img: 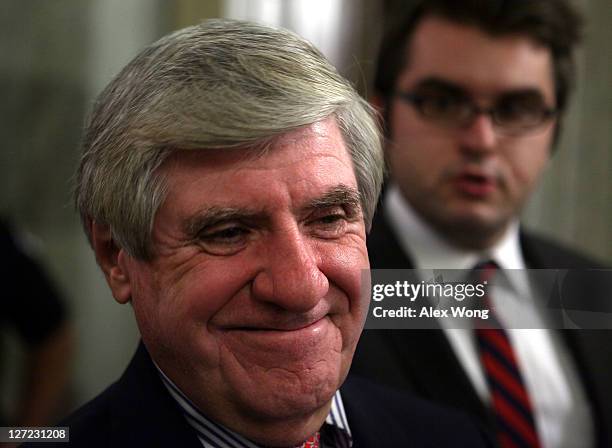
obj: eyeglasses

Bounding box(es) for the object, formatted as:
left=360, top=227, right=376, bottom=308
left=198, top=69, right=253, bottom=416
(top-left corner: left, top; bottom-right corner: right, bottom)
left=395, top=90, right=557, bottom=135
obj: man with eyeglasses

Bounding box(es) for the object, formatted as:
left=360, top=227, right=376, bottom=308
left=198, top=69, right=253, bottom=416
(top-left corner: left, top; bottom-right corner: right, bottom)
left=351, top=1, right=611, bottom=447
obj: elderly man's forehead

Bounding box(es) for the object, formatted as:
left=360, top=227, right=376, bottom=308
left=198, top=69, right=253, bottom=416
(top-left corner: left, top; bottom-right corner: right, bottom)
left=153, top=116, right=360, bottom=220
left=159, top=116, right=349, bottom=169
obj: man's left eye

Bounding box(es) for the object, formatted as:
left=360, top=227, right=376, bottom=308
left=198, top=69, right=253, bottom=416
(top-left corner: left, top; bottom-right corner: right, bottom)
left=317, top=214, right=345, bottom=225
left=309, top=211, right=348, bottom=238
left=209, top=227, right=248, bottom=242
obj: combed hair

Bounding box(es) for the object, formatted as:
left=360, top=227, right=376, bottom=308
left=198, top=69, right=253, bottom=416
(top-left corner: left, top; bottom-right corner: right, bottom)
left=75, top=19, right=384, bottom=260
left=375, top=0, right=582, bottom=140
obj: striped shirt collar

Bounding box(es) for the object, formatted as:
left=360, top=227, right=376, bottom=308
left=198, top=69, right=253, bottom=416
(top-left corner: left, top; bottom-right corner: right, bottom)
left=155, top=364, right=352, bottom=448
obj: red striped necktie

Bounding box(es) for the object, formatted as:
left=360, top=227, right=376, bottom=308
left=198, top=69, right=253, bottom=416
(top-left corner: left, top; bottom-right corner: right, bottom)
left=473, top=261, right=542, bottom=448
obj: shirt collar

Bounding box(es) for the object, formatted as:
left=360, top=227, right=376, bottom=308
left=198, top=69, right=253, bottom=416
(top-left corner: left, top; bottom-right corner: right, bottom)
left=385, top=184, right=526, bottom=271
left=155, top=363, right=352, bottom=448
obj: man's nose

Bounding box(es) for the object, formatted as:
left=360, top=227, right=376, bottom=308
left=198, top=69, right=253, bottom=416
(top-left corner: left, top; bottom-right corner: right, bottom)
left=251, top=229, right=329, bottom=312
left=457, top=113, right=498, bottom=154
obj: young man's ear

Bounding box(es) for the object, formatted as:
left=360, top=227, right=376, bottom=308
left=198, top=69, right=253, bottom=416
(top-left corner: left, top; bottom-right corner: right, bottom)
left=369, top=93, right=385, bottom=112
left=369, top=93, right=389, bottom=137
left=89, top=220, right=132, bottom=304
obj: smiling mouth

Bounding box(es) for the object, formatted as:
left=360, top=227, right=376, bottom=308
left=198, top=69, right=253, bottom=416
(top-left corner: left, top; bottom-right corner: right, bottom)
left=226, top=316, right=327, bottom=333
left=216, top=316, right=337, bottom=364
left=218, top=316, right=332, bottom=354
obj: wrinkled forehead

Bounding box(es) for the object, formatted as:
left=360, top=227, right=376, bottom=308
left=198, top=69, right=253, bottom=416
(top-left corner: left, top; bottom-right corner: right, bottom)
left=153, top=118, right=359, bottom=219
left=157, top=117, right=352, bottom=178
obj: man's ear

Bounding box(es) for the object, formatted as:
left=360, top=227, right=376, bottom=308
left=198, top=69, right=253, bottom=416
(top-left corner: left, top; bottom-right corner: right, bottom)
left=90, top=220, right=132, bottom=304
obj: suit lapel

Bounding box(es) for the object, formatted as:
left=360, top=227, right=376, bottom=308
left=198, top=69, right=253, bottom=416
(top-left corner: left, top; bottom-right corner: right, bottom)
left=340, top=375, right=413, bottom=446
left=388, top=329, right=492, bottom=423
left=108, top=342, right=202, bottom=447
left=366, top=212, right=494, bottom=425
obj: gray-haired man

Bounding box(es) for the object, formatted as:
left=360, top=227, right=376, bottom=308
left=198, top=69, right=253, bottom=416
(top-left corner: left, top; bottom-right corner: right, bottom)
left=30, top=19, right=491, bottom=448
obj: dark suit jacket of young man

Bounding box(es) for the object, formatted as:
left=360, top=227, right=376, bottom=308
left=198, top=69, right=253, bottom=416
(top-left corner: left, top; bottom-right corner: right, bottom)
left=25, top=342, right=492, bottom=448
left=350, top=209, right=612, bottom=448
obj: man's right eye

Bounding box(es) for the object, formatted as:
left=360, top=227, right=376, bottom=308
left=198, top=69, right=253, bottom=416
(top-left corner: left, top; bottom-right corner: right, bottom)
left=198, top=226, right=251, bottom=255
left=416, top=92, right=468, bottom=121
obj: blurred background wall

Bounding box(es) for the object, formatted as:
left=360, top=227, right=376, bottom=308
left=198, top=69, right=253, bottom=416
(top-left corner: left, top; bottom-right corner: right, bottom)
left=1, top=0, right=610, bottom=419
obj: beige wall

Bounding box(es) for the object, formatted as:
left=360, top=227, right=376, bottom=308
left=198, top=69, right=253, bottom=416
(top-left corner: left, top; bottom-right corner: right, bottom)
left=524, top=0, right=612, bottom=262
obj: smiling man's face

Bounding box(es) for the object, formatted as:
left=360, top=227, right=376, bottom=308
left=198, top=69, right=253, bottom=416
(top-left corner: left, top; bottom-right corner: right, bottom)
left=109, top=117, right=369, bottom=445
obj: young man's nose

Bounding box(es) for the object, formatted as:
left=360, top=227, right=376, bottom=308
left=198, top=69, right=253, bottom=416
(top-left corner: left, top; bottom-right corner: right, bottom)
left=457, top=113, right=498, bottom=154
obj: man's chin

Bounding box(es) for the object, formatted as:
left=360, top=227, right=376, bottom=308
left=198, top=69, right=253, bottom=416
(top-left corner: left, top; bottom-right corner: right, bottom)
left=216, top=324, right=347, bottom=417
left=225, top=373, right=336, bottom=447
left=233, top=364, right=340, bottom=420
left=430, top=206, right=512, bottom=249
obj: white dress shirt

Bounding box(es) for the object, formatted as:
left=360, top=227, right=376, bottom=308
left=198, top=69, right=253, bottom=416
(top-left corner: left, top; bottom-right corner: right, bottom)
left=385, top=185, right=594, bottom=448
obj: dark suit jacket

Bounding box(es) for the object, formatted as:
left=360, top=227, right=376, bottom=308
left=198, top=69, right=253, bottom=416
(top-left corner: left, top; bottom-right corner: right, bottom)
left=26, top=342, right=491, bottom=447
left=351, top=209, right=612, bottom=447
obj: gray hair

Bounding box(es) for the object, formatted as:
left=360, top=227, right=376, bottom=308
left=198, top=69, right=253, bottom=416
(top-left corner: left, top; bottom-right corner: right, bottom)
left=75, top=18, right=383, bottom=260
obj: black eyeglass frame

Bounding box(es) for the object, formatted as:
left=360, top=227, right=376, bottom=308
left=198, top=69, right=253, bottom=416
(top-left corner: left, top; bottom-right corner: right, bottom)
left=394, top=91, right=558, bottom=135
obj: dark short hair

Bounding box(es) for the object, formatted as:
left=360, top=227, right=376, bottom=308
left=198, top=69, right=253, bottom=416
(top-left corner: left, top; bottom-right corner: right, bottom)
left=375, top=0, right=582, bottom=113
